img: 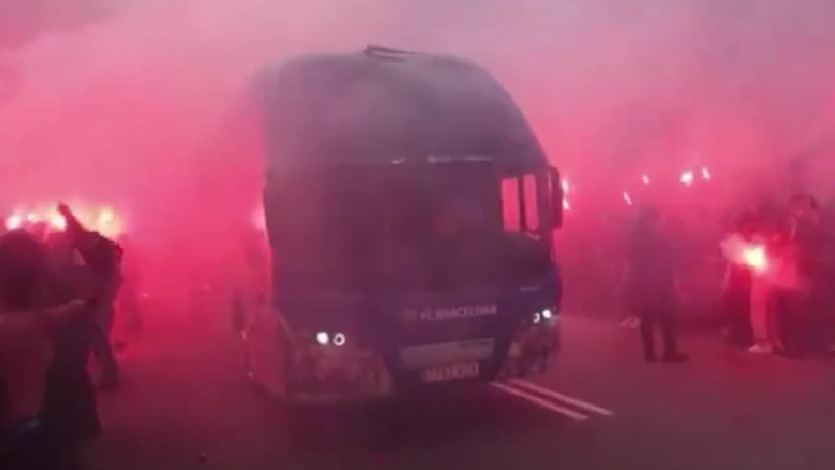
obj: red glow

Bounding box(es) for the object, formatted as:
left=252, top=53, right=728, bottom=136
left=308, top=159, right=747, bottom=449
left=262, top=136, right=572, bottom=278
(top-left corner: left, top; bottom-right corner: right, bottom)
left=623, top=191, right=633, bottom=206
left=680, top=170, right=694, bottom=186
left=95, top=207, right=124, bottom=237
left=701, top=166, right=711, bottom=180
left=5, top=214, right=22, bottom=231
left=4, top=204, right=124, bottom=237
left=252, top=206, right=266, bottom=232
left=742, top=245, right=768, bottom=273
left=721, top=235, right=769, bottom=275
left=4, top=2, right=828, bottom=331
left=50, top=214, right=67, bottom=231
left=560, top=179, right=572, bottom=213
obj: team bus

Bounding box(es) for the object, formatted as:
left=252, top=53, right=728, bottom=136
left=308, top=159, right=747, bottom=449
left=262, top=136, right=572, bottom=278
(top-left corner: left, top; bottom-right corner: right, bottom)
left=240, top=46, right=564, bottom=402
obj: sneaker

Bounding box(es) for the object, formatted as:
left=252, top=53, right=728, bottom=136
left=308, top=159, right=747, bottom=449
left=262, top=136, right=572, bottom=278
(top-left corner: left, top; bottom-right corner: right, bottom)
left=748, top=343, right=774, bottom=355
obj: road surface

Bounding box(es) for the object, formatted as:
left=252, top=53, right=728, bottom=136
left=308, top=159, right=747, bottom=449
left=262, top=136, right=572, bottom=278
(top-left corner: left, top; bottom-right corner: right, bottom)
left=88, top=314, right=835, bottom=470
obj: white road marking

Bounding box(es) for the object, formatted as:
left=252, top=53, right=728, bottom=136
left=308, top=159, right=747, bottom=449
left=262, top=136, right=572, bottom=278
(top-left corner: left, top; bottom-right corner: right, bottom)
left=509, top=379, right=615, bottom=417
left=491, top=383, right=588, bottom=421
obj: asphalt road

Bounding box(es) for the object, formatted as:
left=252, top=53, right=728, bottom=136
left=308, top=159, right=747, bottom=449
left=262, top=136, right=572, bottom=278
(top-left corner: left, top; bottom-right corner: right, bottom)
left=88, top=314, right=835, bottom=470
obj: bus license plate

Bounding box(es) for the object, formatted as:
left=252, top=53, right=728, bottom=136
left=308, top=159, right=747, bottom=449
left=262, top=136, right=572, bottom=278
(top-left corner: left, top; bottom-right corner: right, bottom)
left=421, top=362, right=480, bottom=383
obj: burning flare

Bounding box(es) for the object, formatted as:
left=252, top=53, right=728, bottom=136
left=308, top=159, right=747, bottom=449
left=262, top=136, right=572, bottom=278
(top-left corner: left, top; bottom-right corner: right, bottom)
left=741, top=245, right=768, bottom=273
left=721, top=234, right=769, bottom=275
left=4, top=203, right=125, bottom=237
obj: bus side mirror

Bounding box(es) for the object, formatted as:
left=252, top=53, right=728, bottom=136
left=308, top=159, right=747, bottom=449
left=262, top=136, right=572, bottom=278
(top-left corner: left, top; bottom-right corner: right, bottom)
left=550, top=166, right=563, bottom=229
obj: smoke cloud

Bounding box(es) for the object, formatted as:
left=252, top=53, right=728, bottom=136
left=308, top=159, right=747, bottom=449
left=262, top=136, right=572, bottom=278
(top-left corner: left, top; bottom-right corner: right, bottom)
left=1, top=0, right=834, bottom=304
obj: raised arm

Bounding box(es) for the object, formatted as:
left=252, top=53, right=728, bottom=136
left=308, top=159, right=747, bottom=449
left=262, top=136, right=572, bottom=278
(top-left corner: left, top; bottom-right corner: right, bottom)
left=58, top=203, right=90, bottom=240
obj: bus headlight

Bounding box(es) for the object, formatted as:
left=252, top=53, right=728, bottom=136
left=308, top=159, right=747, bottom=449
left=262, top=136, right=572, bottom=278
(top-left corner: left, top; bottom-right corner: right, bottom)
left=312, top=331, right=347, bottom=347
left=532, top=308, right=556, bottom=325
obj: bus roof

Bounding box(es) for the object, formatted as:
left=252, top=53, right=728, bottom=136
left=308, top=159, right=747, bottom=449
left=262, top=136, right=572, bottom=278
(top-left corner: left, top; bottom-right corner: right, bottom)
left=255, top=46, right=547, bottom=172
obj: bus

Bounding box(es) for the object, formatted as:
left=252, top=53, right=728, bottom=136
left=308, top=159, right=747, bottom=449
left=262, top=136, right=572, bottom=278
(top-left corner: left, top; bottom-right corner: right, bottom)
left=240, top=46, right=563, bottom=402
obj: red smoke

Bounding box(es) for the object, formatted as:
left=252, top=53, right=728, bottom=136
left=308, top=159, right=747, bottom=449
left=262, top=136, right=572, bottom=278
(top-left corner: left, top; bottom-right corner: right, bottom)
left=2, top=1, right=835, bottom=316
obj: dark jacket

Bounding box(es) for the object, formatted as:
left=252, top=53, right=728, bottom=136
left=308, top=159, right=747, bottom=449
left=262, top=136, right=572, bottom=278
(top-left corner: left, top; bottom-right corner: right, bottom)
left=627, top=225, right=676, bottom=294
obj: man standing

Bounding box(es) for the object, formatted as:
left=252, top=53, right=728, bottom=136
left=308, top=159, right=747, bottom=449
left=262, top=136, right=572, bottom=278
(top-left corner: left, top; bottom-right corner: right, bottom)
left=57, top=204, right=122, bottom=388
left=785, top=193, right=826, bottom=354
left=40, top=229, right=103, bottom=470
left=627, top=207, right=688, bottom=363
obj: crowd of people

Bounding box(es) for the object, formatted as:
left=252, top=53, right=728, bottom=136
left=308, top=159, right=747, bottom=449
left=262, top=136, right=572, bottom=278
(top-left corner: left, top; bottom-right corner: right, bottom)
left=623, top=192, right=833, bottom=362
left=721, top=193, right=833, bottom=357
left=0, top=204, right=124, bottom=470
left=0, top=192, right=830, bottom=466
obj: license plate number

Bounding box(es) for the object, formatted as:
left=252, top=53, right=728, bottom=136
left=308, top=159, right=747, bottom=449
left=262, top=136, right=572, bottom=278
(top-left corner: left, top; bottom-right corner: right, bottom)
left=421, top=362, right=480, bottom=383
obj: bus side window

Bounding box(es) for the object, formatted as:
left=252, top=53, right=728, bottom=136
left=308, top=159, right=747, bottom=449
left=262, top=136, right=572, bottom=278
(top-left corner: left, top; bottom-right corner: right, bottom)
left=523, top=174, right=540, bottom=232
left=502, top=177, right=521, bottom=232
left=502, top=175, right=541, bottom=233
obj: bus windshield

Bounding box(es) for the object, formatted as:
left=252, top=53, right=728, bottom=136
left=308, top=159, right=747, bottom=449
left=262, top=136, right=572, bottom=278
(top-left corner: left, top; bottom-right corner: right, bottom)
left=265, top=163, right=553, bottom=291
